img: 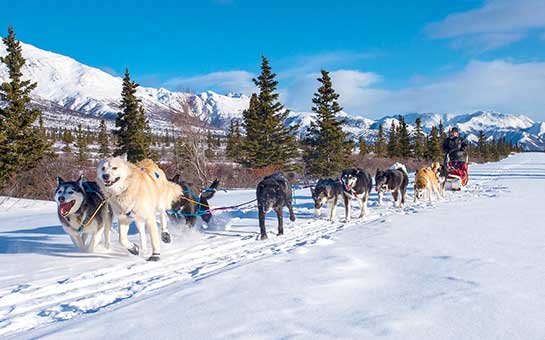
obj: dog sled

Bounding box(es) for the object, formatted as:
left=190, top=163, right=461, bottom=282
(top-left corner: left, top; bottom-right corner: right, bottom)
left=444, top=151, right=469, bottom=191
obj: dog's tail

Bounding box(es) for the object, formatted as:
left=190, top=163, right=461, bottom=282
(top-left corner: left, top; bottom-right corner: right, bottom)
left=200, top=179, right=219, bottom=200
left=199, top=179, right=219, bottom=223
left=431, top=161, right=441, bottom=173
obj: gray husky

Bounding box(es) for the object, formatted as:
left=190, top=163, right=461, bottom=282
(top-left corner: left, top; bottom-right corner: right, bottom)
left=54, top=176, right=113, bottom=252
left=169, top=176, right=220, bottom=228
left=310, top=178, right=346, bottom=221
left=375, top=163, right=409, bottom=207
left=340, top=168, right=373, bottom=222
left=256, top=172, right=296, bottom=240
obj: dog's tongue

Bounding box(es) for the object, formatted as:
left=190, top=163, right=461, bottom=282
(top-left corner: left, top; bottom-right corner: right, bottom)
left=59, top=201, right=74, bottom=216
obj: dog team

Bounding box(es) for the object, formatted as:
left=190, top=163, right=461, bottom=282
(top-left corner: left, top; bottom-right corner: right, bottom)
left=55, top=155, right=446, bottom=260
left=55, top=155, right=218, bottom=261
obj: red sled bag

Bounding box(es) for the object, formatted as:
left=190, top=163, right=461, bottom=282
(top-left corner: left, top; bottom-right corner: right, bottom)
left=447, top=161, right=469, bottom=187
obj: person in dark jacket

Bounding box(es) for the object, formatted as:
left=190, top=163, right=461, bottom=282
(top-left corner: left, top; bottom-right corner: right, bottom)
left=442, top=127, right=468, bottom=162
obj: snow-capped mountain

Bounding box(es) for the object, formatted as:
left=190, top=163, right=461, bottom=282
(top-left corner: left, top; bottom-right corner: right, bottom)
left=1, top=39, right=544, bottom=150
left=0, top=40, right=249, bottom=130
left=290, top=110, right=545, bottom=151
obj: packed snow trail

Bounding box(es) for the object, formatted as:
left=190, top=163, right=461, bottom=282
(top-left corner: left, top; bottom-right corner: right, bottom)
left=1, top=153, right=544, bottom=339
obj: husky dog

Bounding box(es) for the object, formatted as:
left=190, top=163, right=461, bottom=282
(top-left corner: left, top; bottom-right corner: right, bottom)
left=414, top=162, right=443, bottom=202
left=436, top=163, right=448, bottom=194
left=169, top=176, right=220, bottom=227
left=310, top=178, right=346, bottom=221
left=375, top=163, right=409, bottom=207
left=256, top=172, right=296, bottom=240
left=339, top=168, right=373, bottom=222
left=54, top=176, right=113, bottom=252
left=97, top=156, right=182, bottom=261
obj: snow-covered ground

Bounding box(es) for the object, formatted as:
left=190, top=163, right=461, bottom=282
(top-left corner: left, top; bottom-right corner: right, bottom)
left=1, top=153, right=544, bottom=339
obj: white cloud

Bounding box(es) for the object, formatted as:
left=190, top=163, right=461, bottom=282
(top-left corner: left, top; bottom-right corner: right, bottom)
left=291, top=60, right=545, bottom=120
left=425, top=0, right=545, bottom=51
left=165, top=70, right=255, bottom=94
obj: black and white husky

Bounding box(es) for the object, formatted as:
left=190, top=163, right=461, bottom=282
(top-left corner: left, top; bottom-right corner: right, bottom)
left=310, top=178, right=346, bottom=221
left=54, top=176, right=113, bottom=252
left=375, top=163, right=409, bottom=207
left=256, top=172, right=296, bottom=240
left=340, top=168, right=373, bottom=222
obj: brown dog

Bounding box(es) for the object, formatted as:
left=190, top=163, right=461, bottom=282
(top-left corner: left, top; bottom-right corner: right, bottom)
left=414, top=162, right=443, bottom=202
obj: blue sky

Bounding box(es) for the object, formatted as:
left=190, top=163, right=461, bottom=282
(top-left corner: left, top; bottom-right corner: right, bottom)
left=2, top=0, right=545, bottom=119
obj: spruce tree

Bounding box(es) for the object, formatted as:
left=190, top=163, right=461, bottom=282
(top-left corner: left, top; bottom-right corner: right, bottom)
left=241, top=56, right=298, bottom=169
left=205, top=130, right=215, bottom=160
left=387, top=121, right=399, bottom=158
left=397, top=115, right=411, bottom=158
left=477, top=130, right=486, bottom=160
left=226, top=119, right=243, bottom=161
left=75, top=124, right=88, bottom=162
left=426, top=126, right=442, bottom=161
left=438, top=119, right=447, bottom=140
left=374, top=124, right=387, bottom=157
left=412, top=117, right=425, bottom=159
left=114, top=68, right=151, bottom=162
left=98, top=119, right=110, bottom=157
left=61, top=129, right=73, bottom=153
left=303, top=70, right=352, bottom=178
left=0, top=26, right=50, bottom=184
left=358, top=136, right=368, bottom=158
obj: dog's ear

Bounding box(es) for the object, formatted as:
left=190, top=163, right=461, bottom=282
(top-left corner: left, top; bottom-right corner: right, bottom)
left=310, top=187, right=315, bottom=195
left=171, top=174, right=180, bottom=183
left=56, top=176, right=64, bottom=185
left=120, top=153, right=128, bottom=162
left=376, top=168, right=380, bottom=176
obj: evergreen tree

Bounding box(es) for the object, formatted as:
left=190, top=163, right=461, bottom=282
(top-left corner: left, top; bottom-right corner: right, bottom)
left=438, top=119, right=447, bottom=140
left=426, top=126, right=442, bottom=161
left=397, top=115, right=411, bottom=158
left=75, top=124, right=88, bottom=162
left=0, top=26, right=50, bottom=184
left=302, top=69, right=352, bottom=177
left=477, top=130, right=486, bottom=160
left=374, top=124, right=387, bottom=157
left=358, top=136, right=368, bottom=158
left=114, top=68, right=151, bottom=162
left=205, top=130, right=215, bottom=160
left=412, top=117, right=425, bottom=159
left=226, top=119, right=243, bottom=161
left=241, top=56, right=298, bottom=169
left=387, top=121, right=399, bottom=158
left=61, top=129, right=73, bottom=153
left=98, top=119, right=110, bottom=157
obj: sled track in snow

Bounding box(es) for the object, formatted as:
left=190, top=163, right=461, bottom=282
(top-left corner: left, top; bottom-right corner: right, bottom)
left=0, top=160, right=520, bottom=337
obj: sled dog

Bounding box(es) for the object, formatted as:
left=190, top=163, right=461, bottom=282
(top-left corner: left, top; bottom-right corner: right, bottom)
left=414, top=162, right=443, bottom=202
left=310, top=178, right=347, bottom=221
left=340, top=168, right=373, bottom=222
left=256, top=172, right=296, bottom=240
left=54, top=176, right=113, bottom=252
left=97, top=156, right=182, bottom=261
left=169, top=176, right=220, bottom=227
left=375, top=163, right=409, bottom=207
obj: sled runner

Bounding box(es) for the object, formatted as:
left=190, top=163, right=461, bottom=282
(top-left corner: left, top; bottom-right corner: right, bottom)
left=445, top=151, right=468, bottom=191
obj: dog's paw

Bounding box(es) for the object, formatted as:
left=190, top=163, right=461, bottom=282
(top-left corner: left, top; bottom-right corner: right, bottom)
left=259, top=234, right=268, bottom=240
left=161, top=232, right=172, bottom=244
left=290, top=215, right=296, bottom=222
left=147, top=253, right=160, bottom=262
left=127, top=244, right=139, bottom=256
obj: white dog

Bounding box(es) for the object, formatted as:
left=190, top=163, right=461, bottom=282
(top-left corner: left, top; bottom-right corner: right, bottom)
left=96, top=156, right=182, bottom=261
